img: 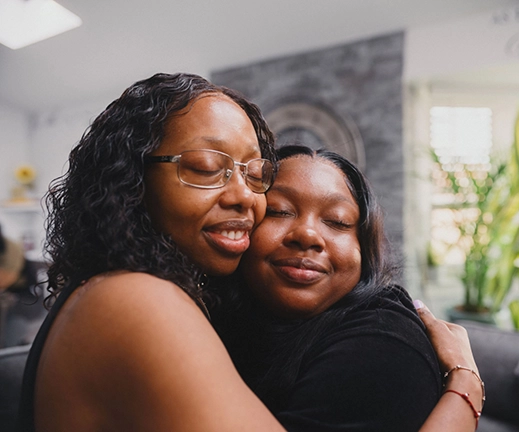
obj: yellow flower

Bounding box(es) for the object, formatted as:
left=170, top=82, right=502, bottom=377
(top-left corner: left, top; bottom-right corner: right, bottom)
left=14, top=164, right=36, bottom=185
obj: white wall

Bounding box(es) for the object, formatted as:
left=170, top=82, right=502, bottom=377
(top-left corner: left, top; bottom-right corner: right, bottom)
left=404, top=5, right=519, bottom=82
left=0, top=98, right=109, bottom=258
left=0, top=104, right=29, bottom=203
left=29, top=101, right=108, bottom=199
left=0, top=103, right=31, bottom=247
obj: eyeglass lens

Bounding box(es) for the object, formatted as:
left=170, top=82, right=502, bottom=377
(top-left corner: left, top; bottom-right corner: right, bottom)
left=178, top=150, right=273, bottom=192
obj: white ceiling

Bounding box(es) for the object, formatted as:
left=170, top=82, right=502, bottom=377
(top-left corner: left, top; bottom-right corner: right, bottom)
left=0, top=0, right=518, bottom=112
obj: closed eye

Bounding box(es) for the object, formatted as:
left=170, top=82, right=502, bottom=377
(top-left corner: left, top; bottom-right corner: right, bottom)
left=189, top=168, right=224, bottom=176
left=324, top=220, right=354, bottom=230
left=266, top=207, right=292, bottom=217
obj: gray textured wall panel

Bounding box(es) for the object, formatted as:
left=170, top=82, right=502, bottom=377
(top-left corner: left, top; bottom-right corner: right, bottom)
left=212, top=32, right=404, bottom=257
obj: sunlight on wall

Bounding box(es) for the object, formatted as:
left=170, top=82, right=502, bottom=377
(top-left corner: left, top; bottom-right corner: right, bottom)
left=430, top=106, right=493, bottom=166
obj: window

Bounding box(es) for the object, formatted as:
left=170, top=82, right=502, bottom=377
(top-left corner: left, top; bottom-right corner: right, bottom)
left=429, top=107, right=493, bottom=266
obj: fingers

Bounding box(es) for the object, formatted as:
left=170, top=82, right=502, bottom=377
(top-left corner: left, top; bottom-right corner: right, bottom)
left=413, top=300, right=468, bottom=338
left=413, top=299, right=431, bottom=314
left=413, top=299, right=439, bottom=327
left=413, top=300, right=456, bottom=340
left=413, top=299, right=479, bottom=374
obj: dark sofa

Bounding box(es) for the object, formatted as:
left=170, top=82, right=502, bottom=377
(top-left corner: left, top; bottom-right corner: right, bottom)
left=460, top=321, right=519, bottom=432
left=0, top=344, right=30, bottom=431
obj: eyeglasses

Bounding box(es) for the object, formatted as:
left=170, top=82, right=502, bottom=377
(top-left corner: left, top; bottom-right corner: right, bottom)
left=144, top=149, right=275, bottom=193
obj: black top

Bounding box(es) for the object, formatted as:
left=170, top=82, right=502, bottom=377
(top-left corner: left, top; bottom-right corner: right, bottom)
left=218, top=286, right=443, bottom=432
left=15, top=276, right=84, bottom=432
left=277, top=304, right=442, bottom=430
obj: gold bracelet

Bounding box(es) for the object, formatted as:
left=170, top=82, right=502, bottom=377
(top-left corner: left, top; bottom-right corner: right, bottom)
left=443, top=365, right=485, bottom=408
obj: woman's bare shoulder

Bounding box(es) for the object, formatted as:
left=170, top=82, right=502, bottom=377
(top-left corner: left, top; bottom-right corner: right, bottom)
left=38, top=271, right=284, bottom=431
left=77, top=271, right=197, bottom=307
left=54, top=271, right=216, bottom=379
left=62, top=271, right=200, bottom=328
left=37, top=272, right=212, bottom=429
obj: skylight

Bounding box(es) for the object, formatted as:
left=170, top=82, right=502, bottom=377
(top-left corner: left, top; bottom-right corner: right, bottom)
left=0, top=0, right=82, bottom=50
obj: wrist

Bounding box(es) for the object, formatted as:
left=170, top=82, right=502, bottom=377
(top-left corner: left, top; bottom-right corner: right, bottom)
left=444, top=373, right=483, bottom=411
left=443, top=366, right=485, bottom=412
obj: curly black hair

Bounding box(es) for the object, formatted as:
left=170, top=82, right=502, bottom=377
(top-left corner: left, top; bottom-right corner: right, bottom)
left=44, top=72, right=276, bottom=309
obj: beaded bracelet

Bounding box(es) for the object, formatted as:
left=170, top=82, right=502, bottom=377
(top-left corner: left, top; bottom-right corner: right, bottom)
left=443, top=365, right=486, bottom=408
left=444, top=390, right=481, bottom=428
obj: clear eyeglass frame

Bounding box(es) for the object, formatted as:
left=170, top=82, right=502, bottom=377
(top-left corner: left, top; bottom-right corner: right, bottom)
left=144, top=149, right=275, bottom=194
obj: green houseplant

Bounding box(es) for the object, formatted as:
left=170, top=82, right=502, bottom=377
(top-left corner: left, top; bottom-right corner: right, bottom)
left=510, top=299, right=519, bottom=331
left=481, top=115, right=519, bottom=316
left=432, top=113, right=519, bottom=323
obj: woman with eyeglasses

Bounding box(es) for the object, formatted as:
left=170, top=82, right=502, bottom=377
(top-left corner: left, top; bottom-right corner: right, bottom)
left=17, top=73, right=481, bottom=432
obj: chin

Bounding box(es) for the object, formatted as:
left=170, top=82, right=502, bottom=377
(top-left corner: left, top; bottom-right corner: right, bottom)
left=274, top=309, right=317, bottom=320
left=261, top=300, right=320, bottom=320
left=203, top=259, right=241, bottom=277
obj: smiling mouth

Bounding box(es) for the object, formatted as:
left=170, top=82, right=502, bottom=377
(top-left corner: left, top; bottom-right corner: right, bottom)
left=204, top=219, right=254, bottom=256
left=220, top=230, right=246, bottom=240
left=204, top=230, right=250, bottom=256
left=272, top=257, right=328, bottom=284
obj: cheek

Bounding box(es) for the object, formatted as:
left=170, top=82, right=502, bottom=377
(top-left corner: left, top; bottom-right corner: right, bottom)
left=244, top=222, right=281, bottom=277
left=171, top=194, right=213, bottom=219
left=147, top=185, right=216, bottom=233
left=247, top=226, right=272, bottom=260
left=333, top=236, right=362, bottom=279
left=252, top=195, right=267, bottom=226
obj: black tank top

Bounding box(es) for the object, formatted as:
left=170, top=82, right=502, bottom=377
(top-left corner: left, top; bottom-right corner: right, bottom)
left=16, top=275, right=87, bottom=432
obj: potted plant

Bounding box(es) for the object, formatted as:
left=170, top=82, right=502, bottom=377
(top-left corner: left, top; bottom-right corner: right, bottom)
left=510, top=299, right=519, bottom=331
left=482, top=115, right=519, bottom=316
left=432, top=114, right=519, bottom=324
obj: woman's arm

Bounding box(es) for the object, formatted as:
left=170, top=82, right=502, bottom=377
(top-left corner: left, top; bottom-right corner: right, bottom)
left=414, top=301, right=484, bottom=432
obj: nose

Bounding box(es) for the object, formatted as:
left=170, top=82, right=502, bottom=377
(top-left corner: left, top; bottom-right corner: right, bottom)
left=283, top=218, right=325, bottom=252
left=234, top=161, right=248, bottom=179
left=219, top=164, right=256, bottom=210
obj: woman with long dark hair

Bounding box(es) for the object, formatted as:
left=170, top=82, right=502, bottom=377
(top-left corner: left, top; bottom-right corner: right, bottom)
left=214, top=145, right=484, bottom=431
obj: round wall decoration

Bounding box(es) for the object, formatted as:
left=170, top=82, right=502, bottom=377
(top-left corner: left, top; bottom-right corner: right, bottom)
left=265, top=102, right=365, bottom=169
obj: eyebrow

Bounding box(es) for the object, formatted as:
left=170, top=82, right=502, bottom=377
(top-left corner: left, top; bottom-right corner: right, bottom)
left=189, top=136, right=261, bottom=156
left=270, top=184, right=358, bottom=207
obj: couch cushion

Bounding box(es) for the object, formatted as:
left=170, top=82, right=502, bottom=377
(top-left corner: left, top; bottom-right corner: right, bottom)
left=460, top=321, right=519, bottom=427
left=478, top=415, right=519, bottom=432
left=0, top=344, right=31, bottom=432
